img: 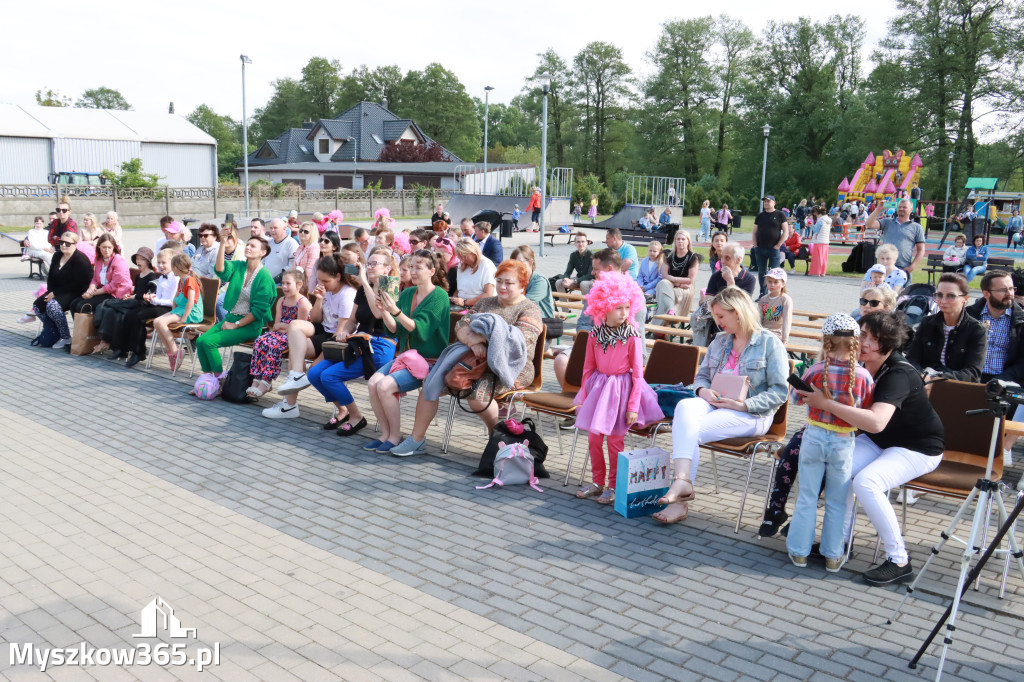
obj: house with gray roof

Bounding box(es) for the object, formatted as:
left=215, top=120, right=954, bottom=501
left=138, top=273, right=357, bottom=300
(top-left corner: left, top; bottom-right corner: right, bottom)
left=240, top=101, right=507, bottom=191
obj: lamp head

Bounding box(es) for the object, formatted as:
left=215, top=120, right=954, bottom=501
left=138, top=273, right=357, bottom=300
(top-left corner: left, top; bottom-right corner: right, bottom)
left=484, top=86, right=495, bottom=92
left=240, top=55, right=252, bottom=65
left=535, top=73, right=552, bottom=95
left=762, top=124, right=772, bottom=137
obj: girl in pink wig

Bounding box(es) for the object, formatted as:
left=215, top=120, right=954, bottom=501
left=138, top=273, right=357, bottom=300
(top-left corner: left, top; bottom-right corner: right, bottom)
left=573, top=271, right=662, bottom=505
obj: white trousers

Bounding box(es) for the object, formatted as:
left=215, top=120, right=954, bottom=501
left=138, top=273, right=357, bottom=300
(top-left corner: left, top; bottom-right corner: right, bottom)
left=671, top=398, right=772, bottom=480
left=843, top=434, right=941, bottom=564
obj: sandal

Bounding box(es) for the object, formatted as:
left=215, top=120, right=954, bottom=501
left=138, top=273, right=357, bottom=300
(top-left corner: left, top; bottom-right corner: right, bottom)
left=246, top=380, right=271, bottom=399
left=576, top=483, right=604, bottom=499
left=596, top=488, right=615, bottom=505
left=322, top=413, right=351, bottom=430
left=90, top=343, right=110, bottom=355
left=336, top=416, right=368, bottom=437
left=653, top=501, right=689, bottom=524
left=657, top=476, right=695, bottom=506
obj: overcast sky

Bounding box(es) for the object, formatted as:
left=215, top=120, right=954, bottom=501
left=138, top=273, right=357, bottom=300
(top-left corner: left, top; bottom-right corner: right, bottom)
left=4, top=1, right=897, bottom=122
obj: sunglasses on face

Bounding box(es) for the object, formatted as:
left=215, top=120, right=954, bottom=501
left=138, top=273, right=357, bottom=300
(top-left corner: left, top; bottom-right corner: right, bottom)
left=859, top=298, right=881, bottom=307
left=60, top=241, right=74, bottom=246
left=409, top=239, right=422, bottom=246
left=56, top=208, right=69, bottom=213
left=299, top=229, right=311, bottom=235
left=934, top=292, right=962, bottom=300
left=200, top=233, right=216, bottom=238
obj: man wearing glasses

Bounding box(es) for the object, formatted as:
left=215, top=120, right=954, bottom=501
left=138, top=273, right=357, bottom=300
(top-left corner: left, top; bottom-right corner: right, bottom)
left=48, top=201, right=77, bottom=248
left=965, top=270, right=1024, bottom=384
left=192, top=224, right=221, bottom=278
left=263, top=218, right=299, bottom=282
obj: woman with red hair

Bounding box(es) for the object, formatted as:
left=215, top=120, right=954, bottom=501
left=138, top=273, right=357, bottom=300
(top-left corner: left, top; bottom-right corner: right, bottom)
left=389, top=259, right=544, bottom=457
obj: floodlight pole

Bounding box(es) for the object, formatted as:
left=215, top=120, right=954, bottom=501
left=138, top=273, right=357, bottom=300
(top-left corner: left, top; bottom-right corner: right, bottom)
left=537, top=74, right=551, bottom=258
left=483, top=86, right=494, bottom=195
left=944, top=151, right=954, bottom=226
left=759, top=124, right=771, bottom=203
left=241, top=55, right=252, bottom=217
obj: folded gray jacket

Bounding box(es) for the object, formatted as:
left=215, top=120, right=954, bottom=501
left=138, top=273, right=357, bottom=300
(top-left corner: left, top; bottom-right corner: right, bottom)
left=422, top=313, right=527, bottom=401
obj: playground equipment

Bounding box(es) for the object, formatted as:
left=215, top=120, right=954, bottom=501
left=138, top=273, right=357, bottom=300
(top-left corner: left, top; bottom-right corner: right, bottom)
left=837, top=149, right=924, bottom=204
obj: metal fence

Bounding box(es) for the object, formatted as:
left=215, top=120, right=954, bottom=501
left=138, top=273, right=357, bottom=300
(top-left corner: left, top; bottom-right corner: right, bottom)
left=453, top=165, right=538, bottom=196
left=625, top=175, right=686, bottom=207
left=549, top=167, right=573, bottom=199
left=0, top=185, right=454, bottom=226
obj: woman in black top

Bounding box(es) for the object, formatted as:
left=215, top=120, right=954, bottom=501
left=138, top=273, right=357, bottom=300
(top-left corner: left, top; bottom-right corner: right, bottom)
left=31, top=232, right=92, bottom=348
left=307, top=246, right=400, bottom=436
left=798, top=312, right=944, bottom=586
left=654, top=229, right=700, bottom=316
left=906, top=273, right=986, bottom=383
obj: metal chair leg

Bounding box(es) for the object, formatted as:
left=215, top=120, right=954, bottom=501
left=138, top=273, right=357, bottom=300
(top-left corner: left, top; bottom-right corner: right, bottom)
left=710, top=451, right=720, bottom=494
left=564, top=427, right=581, bottom=486
left=576, top=429, right=589, bottom=486
left=145, top=329, right=158, bottom=369
left=734, top=444, right=763, bottom=534
left=440, top=396, right=457, bottom=454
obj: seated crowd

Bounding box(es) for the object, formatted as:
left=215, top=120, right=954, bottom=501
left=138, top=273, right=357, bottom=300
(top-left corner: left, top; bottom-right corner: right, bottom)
left=19, top=200, right=1024, bottom=590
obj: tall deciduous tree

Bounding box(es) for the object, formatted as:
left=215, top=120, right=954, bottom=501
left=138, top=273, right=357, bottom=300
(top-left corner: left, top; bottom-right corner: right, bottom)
left=519, top=50, right=577, bottom=169
left=187, top=104, right=242, bottom=180
left=397, top=63, right=480, bottom=162
left=300, top=57, right=344, bottom=120
left=75, top=87, right=131, bottom=110
left=338, top=64, right=405, bottom=111
left=249, top=77, right=307, bottom=145
left=572, top=42, right=631, bottom=180
left=35, top=88, right=70, bottom=107
left=712, top=16, right=754, bottom=179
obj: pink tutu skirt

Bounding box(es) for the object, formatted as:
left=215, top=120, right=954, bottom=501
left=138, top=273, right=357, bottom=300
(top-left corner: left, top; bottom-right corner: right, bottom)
left=573, top=372, right=663, bottom=436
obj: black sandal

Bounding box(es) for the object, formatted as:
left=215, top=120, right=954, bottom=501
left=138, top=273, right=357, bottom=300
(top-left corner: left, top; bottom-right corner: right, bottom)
left=336, top=417, right=367, bottom=437
left=322, top=413, right=350, bottom=430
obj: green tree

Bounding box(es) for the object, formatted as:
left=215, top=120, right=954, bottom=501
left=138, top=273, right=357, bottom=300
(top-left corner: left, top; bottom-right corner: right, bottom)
left=397, top=63, right=480, bottom=161
left=36, top=88, right=70, bottom=107
left=101, top=158, right=161, bottom=188
left=711, top=16, right=755, bottom=179
left=187, top=104, right=242, bottom=181
left=250, top=77, right=307, bottom=144
left=300, top=57, right=344, bottom=120
left=572, top=42, right=632, bottom=180
left=75, top=87, right=132, bottom=110
left=643, top=17, right=718, bottom=179
left=338, top=64, right=404, bottom=111
left=519, top=50, right=578, bottom=169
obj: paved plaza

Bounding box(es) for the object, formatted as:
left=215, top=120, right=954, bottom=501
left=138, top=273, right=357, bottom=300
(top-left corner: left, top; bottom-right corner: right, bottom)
left=0, top=228, right=1022, bottom=681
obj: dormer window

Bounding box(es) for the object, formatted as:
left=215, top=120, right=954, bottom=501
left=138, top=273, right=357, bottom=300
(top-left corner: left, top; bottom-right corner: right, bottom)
left=318, top=139, right=330, bottom=154
left=298, top=144, right=309, bottom=154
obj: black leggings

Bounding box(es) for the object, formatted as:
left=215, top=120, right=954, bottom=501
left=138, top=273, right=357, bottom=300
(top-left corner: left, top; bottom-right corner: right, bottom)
left=764, top=427, right=804, bottom=518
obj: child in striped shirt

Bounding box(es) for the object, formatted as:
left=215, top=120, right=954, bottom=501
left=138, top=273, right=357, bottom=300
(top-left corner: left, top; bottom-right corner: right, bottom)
left=787, top=313, right=874, bottom=572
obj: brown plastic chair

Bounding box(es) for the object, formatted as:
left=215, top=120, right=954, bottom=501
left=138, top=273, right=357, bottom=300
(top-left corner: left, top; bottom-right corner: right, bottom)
left=146, top=276, right=220, bottom=377
left=516, top=332, right=589, bottom=484
left=705, top=399, right=790, bottom=533
left=440, top=326, right=546, bottom=454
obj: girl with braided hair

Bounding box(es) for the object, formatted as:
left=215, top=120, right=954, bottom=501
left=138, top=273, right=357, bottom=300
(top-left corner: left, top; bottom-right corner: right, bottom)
left=787, top=313, right=874, bottom=572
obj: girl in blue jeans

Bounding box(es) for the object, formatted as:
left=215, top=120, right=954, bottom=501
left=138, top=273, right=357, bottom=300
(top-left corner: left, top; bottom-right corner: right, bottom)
left=309, top=249, right=400, bottom=437
left=788, top=314, right=874, bottom=572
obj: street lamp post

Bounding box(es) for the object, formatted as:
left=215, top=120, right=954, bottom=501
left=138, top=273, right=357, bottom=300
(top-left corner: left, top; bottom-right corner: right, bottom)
left=759, top=124, right=771, bottom=203
left=241, top=55, right=252, bottom=217
left=347, top=137, right=358, bottom=187
left=536, top=74, right=551, bottom=258
left=943, top=150, right=955, bottom=226
left=483, top=86, right=494, bottom=195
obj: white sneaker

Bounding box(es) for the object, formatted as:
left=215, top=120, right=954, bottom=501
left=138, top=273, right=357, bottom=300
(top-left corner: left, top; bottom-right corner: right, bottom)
left=896, top=489, right=919, bottom=505
left=17, top=313, right=36, bottom=324
left=1004, top=449, right=1014, bottom=467
left=262, top=399, right=299, bottom=419
left=277, top=371, right=310, bottom=395
left=52, top=338, right=70, bottom=349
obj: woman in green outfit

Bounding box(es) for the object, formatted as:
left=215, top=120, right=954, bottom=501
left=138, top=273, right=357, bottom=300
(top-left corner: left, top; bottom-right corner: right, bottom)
left=365, top=250, right=451, bottom=454
left=195, top=228, right=275, bottom=373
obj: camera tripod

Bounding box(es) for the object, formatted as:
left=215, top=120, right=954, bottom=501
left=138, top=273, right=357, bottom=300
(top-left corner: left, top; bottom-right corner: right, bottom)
left=886, top=396, right=1024, bottom=681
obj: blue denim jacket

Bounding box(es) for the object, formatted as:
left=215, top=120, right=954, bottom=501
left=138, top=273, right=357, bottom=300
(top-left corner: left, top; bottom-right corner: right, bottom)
left=694, top=328, right=789, bottom=416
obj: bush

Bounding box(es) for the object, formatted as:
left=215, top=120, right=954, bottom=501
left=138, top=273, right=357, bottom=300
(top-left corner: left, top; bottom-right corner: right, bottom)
left=101, top=158, right=160, bottom=188
left=573, top=174, right=613, bottom=214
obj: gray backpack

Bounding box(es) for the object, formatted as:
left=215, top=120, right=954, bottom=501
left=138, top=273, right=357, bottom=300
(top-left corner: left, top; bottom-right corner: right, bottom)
left=475, top=440, right=543, bottom=492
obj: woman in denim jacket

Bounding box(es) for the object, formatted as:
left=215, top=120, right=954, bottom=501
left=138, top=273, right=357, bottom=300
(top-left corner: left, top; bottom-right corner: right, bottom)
left=654, top=286, right=789, bottom=524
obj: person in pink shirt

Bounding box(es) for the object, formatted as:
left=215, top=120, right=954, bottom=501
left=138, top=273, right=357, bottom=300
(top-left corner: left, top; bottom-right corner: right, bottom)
left=293, top=221, right=321, bottom=276
left=573, top=272, right=663, bottom=505
left=69, top=233, right=132, bottom=316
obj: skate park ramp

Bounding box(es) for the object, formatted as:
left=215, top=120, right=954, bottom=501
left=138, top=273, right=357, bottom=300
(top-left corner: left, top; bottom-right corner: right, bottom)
left=589, top=204, right=674, bottom=230
left=445, top=193, right=572, bottom=227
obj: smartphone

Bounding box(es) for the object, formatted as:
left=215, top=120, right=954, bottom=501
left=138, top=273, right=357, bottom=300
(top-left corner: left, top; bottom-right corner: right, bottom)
left=344, top=263, right=359, bottom=276
left=787, top=373, right=814, bottom=393
left=378, top=274, right=390, bottom=290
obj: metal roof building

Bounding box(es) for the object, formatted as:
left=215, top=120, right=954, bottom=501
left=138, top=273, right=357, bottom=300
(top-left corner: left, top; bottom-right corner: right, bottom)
left=0, top=104, right=217, bottom=186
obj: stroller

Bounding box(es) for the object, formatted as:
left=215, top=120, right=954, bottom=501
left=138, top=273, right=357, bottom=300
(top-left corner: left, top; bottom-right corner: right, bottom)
left=895, top=283, right=938, bottom=330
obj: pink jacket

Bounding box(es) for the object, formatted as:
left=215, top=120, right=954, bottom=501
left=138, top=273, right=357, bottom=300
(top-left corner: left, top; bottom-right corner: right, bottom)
left=92, top=253, right=133, bottom=298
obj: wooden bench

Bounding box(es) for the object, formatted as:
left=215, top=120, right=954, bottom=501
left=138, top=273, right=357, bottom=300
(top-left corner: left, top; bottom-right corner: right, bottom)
left=922, top=251, right=947, bottom=286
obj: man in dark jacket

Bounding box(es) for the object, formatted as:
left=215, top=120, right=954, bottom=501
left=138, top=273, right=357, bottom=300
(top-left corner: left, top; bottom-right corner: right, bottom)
left=474, top=221, right=503, bottom=268
left=964, top=270, right=1024, bottom=383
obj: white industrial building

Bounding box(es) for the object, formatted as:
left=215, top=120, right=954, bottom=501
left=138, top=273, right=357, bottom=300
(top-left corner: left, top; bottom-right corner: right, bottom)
left=0, top=104, right=217, bottom=186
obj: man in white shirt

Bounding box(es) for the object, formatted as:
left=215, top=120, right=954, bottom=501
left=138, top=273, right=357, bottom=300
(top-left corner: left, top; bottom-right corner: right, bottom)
left=263, top=218, right=298, bottom=281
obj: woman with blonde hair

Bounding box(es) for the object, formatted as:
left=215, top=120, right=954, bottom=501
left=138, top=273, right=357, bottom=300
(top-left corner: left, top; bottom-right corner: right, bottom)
left=654, top=230, right=699, bottom=317
left=654, top=286, right=789, bottom=524
left=450, top=237, right=496, bottom=308
left=102, top=211, right=124, bottom=246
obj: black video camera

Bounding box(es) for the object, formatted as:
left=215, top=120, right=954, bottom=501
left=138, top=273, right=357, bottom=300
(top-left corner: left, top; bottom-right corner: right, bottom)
left=985, top=379, right=1024, bottom=406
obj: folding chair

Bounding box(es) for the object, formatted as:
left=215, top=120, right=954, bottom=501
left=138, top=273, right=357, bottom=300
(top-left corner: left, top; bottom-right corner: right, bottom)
left=516, top=332, right=589, bottom=484
left=705, top=399, right=790, bottom=533
left=147, top=277, right=220, bottom=378
left=440, top=327, right=546, bottom=454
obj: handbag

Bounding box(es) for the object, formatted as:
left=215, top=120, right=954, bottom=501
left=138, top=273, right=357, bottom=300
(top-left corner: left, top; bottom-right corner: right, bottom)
left=70, top=303, right=100, bottom=356
left=473, top=417, right=549, bottom=479
left=220, top=351, right=255, bottom=403
left=710, top=372, right=749, bottom=402
left=445, top=350, right=493, bottom=413
left=542, top=317, right=563, bottom=340
left=321, top=340, right=347, bottom=363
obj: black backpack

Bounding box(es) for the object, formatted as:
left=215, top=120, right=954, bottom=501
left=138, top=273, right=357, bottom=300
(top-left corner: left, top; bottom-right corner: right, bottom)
left=219, top=351, right=255, bottom=403
left=472, top=417, right=549, bottom=479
